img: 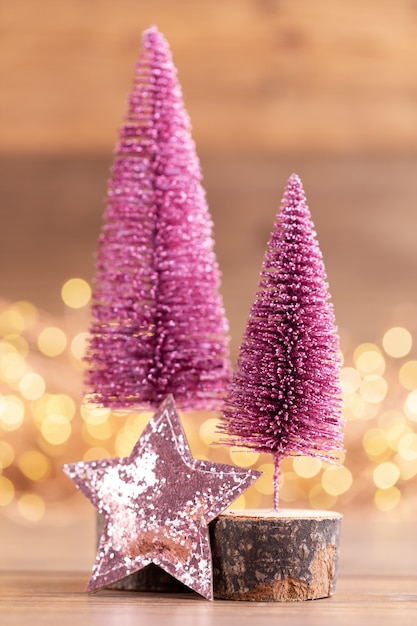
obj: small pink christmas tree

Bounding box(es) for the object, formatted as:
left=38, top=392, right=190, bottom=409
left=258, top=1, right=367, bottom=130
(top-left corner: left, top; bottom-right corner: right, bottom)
left=85, top=26, right=231, bottom=411
left=218, top=174, right=344, bottom=510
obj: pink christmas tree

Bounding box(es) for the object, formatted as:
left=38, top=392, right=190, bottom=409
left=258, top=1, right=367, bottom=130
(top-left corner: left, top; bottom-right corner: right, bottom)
left=84, top=26, right=231, bottom=411
left=217, top=174, right=344, bottom=510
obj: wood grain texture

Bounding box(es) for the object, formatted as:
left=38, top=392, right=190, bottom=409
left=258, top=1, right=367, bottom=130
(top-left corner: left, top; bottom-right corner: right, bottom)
left=2, top=153, right=417, bottom=362
left=2, top=512, right=417, bottom=623
left=2, top=571, right=417, bottom=626
left=1, top=1, right=417, bottom=154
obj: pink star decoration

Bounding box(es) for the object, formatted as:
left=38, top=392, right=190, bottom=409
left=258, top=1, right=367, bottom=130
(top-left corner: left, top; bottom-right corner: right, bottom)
left=63, top=395, right=260, bottom=600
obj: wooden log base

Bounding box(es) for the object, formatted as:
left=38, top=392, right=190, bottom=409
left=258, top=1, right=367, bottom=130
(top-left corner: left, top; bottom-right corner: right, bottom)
left=210, top=509, right=342, bottom=602
left=97, top=509, right=342, bottom=601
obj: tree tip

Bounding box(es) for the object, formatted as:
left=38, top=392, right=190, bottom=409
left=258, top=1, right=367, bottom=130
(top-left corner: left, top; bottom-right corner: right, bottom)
left=142, top=24, right=167, bottom=45
left=140, top=25, right=173, bottom=61
left=143, top=24, right=159, bottom=36
left=287, top=172, right=302, bottom=187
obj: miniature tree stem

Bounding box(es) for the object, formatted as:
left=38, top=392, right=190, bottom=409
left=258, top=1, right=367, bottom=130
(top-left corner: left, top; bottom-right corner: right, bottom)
left=273, top=452, right=282, bottom=511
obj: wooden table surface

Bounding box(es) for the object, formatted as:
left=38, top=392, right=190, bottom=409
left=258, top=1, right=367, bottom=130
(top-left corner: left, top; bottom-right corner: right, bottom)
left=1, top=571, right=417, bottom=626
left=1, top=511, right=417, bottom=625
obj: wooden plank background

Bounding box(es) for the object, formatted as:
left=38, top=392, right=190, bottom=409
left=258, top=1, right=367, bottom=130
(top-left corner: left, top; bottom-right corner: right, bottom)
left=2, top=0, right=417, bottom=356
left=1, top=0, right=417, bottom=155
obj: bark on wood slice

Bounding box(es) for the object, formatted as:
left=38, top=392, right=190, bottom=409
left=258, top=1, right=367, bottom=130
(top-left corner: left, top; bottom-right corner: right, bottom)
left=96, top=509, right=342, bottom=601
left=210, top=509, right=342, bottom=601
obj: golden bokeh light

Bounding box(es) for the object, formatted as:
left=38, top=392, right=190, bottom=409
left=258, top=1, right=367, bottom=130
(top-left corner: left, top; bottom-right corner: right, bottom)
left=0, top=302, right=37, bottom=338
left=253, top=463, right=275, bottom=495
left=114, top=429, right=139, bottom=457
left=124, top=412, right=148, bottom=436
left=40, top=414, right=72, bottom=445
left=46, top=394, right=76, bottom=420
left=18, top=450, right=51, bottom=481
left=31, top=394, right=51, bottom=429
left=3, top=291, right=417, bottom=521
left=83, top=446, right=112, bottom=461
left=373, top=462, right=400, bottom=489
left=382, top=327, right=412, bottom=358
left=280, top=471, right=306, bottom=503
left=0, top=475, right=15, bottom=506
left=227, top=493, right=246, bottom=511
left=396, top=456, right=417, bottom=481
left=17, top=493, right=46, bottom=522
left=229, top=448, right=260, bottom=468
left=397, top=433, right=417, bottom=461
left=374, top=486, right=401, bottom=512
left=321, top=466, right=353, bottom=496
left=293, top=456, right=322, bottom=478
left=199, top=417, right=220, bottom=446
left=10, top=301, right=39, bottom=329
left=0, top=395, right=25, bottom=431
left=19, top=372, right=46, bottom=400
left=309, top=483, right=338, bottom=510
left=378, top=410, right=408, bottom=451
left=37, top=326, right=68, bottom=357
left=71, top=332, right=89, bottom=360
left=344, top=393, right=368, bottom=420
left=0, top=440, right=15, bottom=468
left=354, top=343, right=385, bottom=376
left=359, top=374, right=388, bottom=404
left=85, top=420, right=113, bottom=441
left=340, top=367, right=361, bottom=394
left=3, top=334, right=29, bottom=357
left=61, top=278, right=91, bottom=309
left=378, top=409, right=406, bottom=430
left=0, top=350, right=26, bottom=383
left=362, top=428, right=389, bottom=460
left=81, top=405, right=111, bottom=425
left=387, top=424, right=411, bottom=452
left=404, top=389, right=417, bottom=422
left=0, top=309, right=25, bottom=335
left=398, top=360, right=417, bottom=390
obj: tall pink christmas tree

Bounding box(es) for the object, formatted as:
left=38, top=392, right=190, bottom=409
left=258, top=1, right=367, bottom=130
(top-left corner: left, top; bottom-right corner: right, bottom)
left=84, top=26, right=231, bottom=411
left=218, top=174, right=344, bottom=510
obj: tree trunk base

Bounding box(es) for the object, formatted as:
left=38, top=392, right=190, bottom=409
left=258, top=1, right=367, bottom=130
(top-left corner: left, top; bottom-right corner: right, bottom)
left=97, top=509, right=342, bottom=601
left=210, top=509, right=342, bottom=601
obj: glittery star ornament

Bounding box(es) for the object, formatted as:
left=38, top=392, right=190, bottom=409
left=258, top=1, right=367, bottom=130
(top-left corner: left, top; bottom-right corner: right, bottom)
left=84, top=26, right=231, bottom=411
left=63, top=395, right=260, bottom=600
left=217, top=174, right=344, bottom=510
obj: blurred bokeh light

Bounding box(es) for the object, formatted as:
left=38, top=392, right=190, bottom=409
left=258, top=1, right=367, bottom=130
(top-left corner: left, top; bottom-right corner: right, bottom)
left=2, top=280, right=417, bottom=523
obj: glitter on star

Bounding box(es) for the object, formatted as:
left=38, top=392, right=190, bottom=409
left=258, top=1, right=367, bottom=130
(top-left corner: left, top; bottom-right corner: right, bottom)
left=63, top=395, right=260, bottom=600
